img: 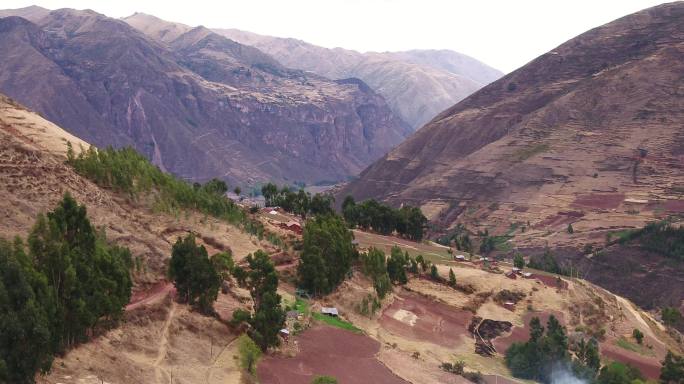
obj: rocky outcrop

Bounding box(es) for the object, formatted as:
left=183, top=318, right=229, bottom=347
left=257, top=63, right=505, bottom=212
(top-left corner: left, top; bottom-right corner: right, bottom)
left=214, top=27, right=502, bottom=129
left=0, top=8, right=409, bottom=186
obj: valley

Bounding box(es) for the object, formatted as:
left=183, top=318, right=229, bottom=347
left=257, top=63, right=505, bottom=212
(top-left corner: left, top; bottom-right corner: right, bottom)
left=0, top=2, right=683, bottom=384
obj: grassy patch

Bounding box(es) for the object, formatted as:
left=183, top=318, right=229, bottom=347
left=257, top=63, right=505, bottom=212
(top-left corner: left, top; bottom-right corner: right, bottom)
left=290, top=298, right=362, bottom=332
left=509, top=143, right=550, bottom=162
left=615, top=337, right=653, bottom=356
left=312, top=312, right=362, bottom=333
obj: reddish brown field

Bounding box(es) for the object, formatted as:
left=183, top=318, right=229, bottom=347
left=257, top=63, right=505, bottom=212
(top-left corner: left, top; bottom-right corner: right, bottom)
left=572, top=193, right=625, bottom=210
left=379, top=292, right=472, bottom=347
left=257, top=326, right=408, bottom=384
left=534, top=275, right=568, bottom=290
left=602, top=345, right=661, bottom=379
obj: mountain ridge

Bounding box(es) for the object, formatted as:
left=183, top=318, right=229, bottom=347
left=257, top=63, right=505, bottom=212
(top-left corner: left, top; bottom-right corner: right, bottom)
left=0, top=7, right=409, bottom=186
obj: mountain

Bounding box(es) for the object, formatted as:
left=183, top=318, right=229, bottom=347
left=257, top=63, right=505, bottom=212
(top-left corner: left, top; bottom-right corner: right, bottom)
left=339, top=3, right=684, bottom=307
left=0, top=8, right=409, bottom=186
left=214, top=28, right=503, bottom=129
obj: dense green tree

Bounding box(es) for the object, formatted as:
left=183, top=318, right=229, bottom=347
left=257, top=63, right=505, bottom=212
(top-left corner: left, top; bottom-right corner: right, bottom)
left=211, top=251, right=234, bottom=281
left=29, top=193, right=132, bottom=349
left=662, top=307, right=682, bottom=326
left=261, top=183, right=279, bottom=207
left=505, top=315, right=577, bottom=383
left=0, top=194, right=133, bottom=382
left=362, top=248, right=392, bottom=299
left=294, top=189, right=310, bottom=219
left=513, top=253, right=525, bottom=269
left=632, top=328, right=644, bottom=344
left=298, top=215, right=354, bottom=296
left=478, top=229, right=496, bottom=254
left=342, top=195, right=358, bottom=227
left=597, top=362, right=643, bottom=384
left=309, top=193, right=335, bottom=216
left=202, top=178, right=228, bottom=196
left=448, top=268, right=457, bottom=287
left=387, top=246, right=408, bottom=284
left=575, top=338, right=601, bottom=373
left=168, top=235, right=221, bottom=314
left=234, top=251, right=285, bottom=351
left=660, top=350, right=684, bottom=384
left=528, top=247, right=565, bottom=275
left=430, top=264, right=440, bottom=281
left=0, top=239, right=53, bottom=384
left=396, top=206, right=428, bottom=241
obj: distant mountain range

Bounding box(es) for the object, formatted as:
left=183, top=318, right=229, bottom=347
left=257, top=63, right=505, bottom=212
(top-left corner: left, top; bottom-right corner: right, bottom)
left=124, top=12, right=503, bottom=130
left=0, top=7, right=406, bottom=186
left=0, top=6, right=500, bottom=186
left=214, top=28, right=502, bottom=129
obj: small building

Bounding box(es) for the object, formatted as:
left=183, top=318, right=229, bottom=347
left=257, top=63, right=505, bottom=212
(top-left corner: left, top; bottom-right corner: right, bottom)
left=279, top=221, right=303, bottom=234
left=286, top=310, right=299, bottom=320
left=321, top=307, right=339, bottom=317
left=279, top=328, right=290, bottom=341
left=512, top=267, right=521, bottom=273
left=522, top=272, right=533, bottom=279
left=454, top=255, right=466, bottom=261
left=351, top=239, right=360, bottom=247
left=504, top=302, right=516, bottom=311
left=505, top=271, right=517, bottom=279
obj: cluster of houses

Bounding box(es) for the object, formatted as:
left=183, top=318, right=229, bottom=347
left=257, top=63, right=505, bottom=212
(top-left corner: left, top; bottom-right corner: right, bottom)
left=279, top=304, right=339, bottom=343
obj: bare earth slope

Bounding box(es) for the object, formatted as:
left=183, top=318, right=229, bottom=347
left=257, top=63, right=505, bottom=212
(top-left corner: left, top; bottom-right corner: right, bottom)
left=342, top=2, right=684, bottom=233
left=0, top=8, right=409, bottom=186
left=340, top=2, right=684, bottom=310
left=0, top=92, right=268, bottom=383
left=214, top=27, right=503, bottom=129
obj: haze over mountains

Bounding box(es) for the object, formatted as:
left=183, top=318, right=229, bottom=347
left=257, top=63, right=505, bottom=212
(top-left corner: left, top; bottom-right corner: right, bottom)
left=215, top=28, right=503, bottom=129
left=0, top=6, right=501, bottom=188
left=0, top=7, right=408, bottom=186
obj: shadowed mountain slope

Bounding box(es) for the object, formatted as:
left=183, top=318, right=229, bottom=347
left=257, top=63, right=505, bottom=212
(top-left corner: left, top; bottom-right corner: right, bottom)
left=0, top=8, right=409, bottom=186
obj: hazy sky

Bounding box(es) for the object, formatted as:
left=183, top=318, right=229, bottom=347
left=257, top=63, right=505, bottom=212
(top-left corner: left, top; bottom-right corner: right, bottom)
left=2, top=0, right=668, bottom=72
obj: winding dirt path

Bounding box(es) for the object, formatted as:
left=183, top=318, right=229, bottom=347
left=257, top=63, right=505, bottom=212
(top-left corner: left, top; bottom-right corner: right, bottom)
left=154, top=301, right=176, bottom=384
left=205, top=335, right=240, bottom=384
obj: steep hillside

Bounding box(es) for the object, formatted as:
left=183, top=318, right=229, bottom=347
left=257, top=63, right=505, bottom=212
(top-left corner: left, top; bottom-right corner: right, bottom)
left=340, top=3, right=684, bottom=307
left=214, top=28, right=502, bottom=129
left=0, top=93, right=274, bottom=383
left=2, top=93, right=681, bottom=384
left=0, top=8, right=409, bottom=186
left=342, top=2, right=683, bottom=232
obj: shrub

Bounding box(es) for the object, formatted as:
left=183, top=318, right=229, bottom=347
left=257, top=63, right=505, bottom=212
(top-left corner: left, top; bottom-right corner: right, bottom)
left=632, top=329, right=644, bottom=344
left=311, top=376, right=338, bottom=384
left=237, top=334, right=262, bottom=375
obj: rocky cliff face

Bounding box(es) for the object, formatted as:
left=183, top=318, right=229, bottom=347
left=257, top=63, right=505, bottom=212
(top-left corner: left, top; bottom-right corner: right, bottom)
left=214, top=28, right=502, bottom=129
left=0, top=8, right=409, bottom=186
